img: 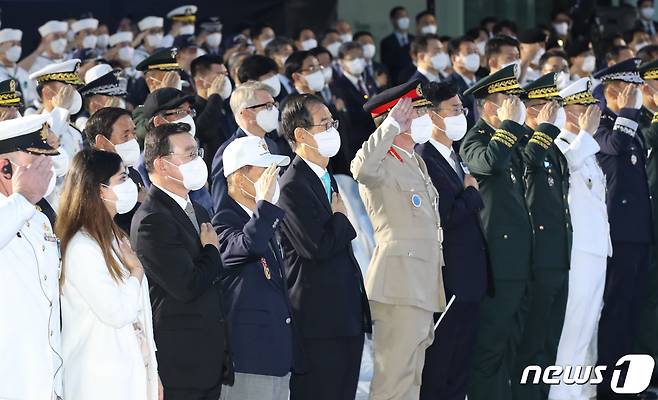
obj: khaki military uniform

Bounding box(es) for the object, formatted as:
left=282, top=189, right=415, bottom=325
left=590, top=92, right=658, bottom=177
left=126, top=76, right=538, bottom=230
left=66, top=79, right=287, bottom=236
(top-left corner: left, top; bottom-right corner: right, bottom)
left=351, top=117, right=446, bottom=400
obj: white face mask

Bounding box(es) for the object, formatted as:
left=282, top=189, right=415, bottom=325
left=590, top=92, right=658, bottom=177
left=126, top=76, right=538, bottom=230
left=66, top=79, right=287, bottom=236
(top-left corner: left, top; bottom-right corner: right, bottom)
left=553, top=107, right=567, bottom=130
left=52, top=146, right=69, bottom=177
left=113, top=138, right=140, bottom=167
left=256, top=106, right=280, bottom=132
left=431, top=52, right=450, bottom=71
left=5, top=46, right=21, bottom=63
left=462, top=53, right=480, bottom=72
left=166, top=156, right=208, bottom=191
left=69, top=90, right=83, bottom=114
left=300, top=38, right=318, bottom=51
left=345, top=57, right=365, bottom=75
left=261, top=37, right=274, bottom=49
left=326, top=41, right=341, bottom=58
left=206, top=32, right=222, bottom=48
left=118, top=46, right=134, bottom=62
left=96, top=34, right=110, bottom=48
left=397, top=17, right=410, bottom=30
left=304, top=70, right=326, bottom=92
left=434, top=112, right=468, bottom=141
left=306, top=126, right=341, bottom=157
left=146, top=33, right=163, bottom=48
left=261, top=75, right=281, bottom=97
left=242, top=174, right=281, bottom=204
left=641, top=7, right=655, bottom=19
left=556, top=71, right=571, bottom=89
left=476, top=41, right=487, bottom=56
left=45, top=166, right=56, bottom=198
left=322, top=66, right=333, bottom=84
left=362, top=43, right=376, bottom=59
left=339, top=33, right=353, bottom=43
left=173, top=114, right=196, bottom=137
left=218, top=75, right=232, bottom=100
left=50, top=38, right=67, bottom=55
left=421, top=25, right=438, bottom=35
left=409, top=114, right=433, bottom=143
left=102, top=179, right=138, bottom=214
left=82, top=34, right=98, bottom=49
left=531, top=47, right=545, bottom=65
left=581, top=55, right=596, bottom=73
left=553, top=22, right=569, bottom=36
left=179, top=24, right=195, bottom=35
left=634, top=87, right=644, bottom=109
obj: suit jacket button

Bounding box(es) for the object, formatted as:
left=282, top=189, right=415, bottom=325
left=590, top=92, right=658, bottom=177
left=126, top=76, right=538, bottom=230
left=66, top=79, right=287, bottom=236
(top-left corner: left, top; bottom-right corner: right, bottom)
left=503, top=234, right=509, bottom=239
left=622, top=199, right=628, bottom=204
left=539, top=225, right=544, bottom=231
left=285, top=317, right=291, bottom=324
left=408, top=251, right=413, bottom=256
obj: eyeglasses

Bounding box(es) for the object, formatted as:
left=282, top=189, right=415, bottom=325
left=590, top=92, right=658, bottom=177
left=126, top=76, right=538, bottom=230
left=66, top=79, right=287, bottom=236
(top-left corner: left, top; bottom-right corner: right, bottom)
left=434, top=107, right=469, bottom=116
left=162, top=108, right=197, bottom=118
left=245, top=101, right=278, bottom=111
left=301, top=65, right=324, bottom=74
left=308, top=119, right=339, bottom=131
left=167, top=148, right=204, bottom=162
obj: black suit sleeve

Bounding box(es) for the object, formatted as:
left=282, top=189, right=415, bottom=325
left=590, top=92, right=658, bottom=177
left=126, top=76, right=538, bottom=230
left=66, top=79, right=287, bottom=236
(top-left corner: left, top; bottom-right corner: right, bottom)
left=134, top=212, right=221, bottom=303
left=277, top=182, right=357, bottom=261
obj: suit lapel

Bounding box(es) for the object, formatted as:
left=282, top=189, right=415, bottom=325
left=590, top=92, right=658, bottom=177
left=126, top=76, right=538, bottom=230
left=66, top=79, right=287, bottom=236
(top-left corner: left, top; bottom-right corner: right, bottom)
left=151, top=186, right=199, bottom=237
left=293, top=156, right=332, bottom=214
left=425, top=142, right=463, bottom=188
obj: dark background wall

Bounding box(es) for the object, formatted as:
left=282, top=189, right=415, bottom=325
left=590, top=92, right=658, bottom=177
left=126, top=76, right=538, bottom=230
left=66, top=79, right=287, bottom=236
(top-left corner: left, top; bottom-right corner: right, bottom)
left=0, top=0, right=337, bottom=52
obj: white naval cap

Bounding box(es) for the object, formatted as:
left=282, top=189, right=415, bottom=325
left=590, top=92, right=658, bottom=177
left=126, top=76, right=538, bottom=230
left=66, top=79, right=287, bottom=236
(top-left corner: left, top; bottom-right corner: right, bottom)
left=0, top=29, right=22, bottom=44
left=71, top=18, right=99, bottom=34
left=84, top=63, right=113, bottom=84
left=38, top=20, right=68, bottom=38
left=0, top=114, right=59, bottom=156
left=223, top=136, right=290, bottom=177
left=558, top=77, right=599, bottom=106
left=138, top=16, right=164, bottom=32
left=167, top=5, right=198, bottom=21
left=28, top=58, right=84, bottom=85
left=109, top=31, right=133, bottom=47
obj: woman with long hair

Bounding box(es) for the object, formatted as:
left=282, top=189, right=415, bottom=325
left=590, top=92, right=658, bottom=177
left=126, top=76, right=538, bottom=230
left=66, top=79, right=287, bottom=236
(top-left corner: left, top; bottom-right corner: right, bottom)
left=56, top=148, right=160, bottom=400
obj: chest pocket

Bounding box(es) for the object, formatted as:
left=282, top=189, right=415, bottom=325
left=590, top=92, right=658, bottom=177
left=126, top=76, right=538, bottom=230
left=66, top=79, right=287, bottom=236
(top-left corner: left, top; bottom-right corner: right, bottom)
left=393, top=180, right=431, bottom=219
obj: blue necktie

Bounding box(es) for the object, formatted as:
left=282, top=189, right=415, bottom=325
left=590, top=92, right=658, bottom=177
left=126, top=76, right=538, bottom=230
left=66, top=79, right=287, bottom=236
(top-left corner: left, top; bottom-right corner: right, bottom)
left=320, top=172, right=332, bottom=202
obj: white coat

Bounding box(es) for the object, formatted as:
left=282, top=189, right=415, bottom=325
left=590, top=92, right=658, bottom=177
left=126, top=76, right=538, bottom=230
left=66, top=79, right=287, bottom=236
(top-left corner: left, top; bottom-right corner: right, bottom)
left=61, top=231, right=158, bottom=400
left=0, top=193, right=63, bottom=399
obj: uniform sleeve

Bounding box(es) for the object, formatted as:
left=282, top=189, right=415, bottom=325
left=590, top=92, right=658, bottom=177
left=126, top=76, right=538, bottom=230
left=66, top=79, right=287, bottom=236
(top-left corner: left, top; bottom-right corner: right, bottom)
left=523, top=122, right=561, bottom=168
left=644, top=112, right=658, bottom=148
left=555, top=130, right=600, bottom=172
left=0, top=193, right=36, bottom=249
left=350, top=117, right=400, bottom=188
left=594, top=108, right=638, bottom=155
left=459, top=119, right=526, bottom=176
left=65, top=237, right=142, bottom=329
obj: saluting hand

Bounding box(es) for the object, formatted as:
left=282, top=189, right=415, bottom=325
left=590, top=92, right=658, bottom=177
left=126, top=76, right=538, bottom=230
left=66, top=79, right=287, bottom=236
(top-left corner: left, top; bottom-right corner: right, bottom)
left=199, top=223, right=219, bottom=250
left=11, top=155, right=53, bottom=204
left=578, top=105, right=601, bottom=135
left=617, top=84, right=640, bottom=110
left=389, top=97, right=415, bottom=134
left=255, top=164, right=280, bottom=203
left=537, top=100, right=559, bottom=125
left=497, top=96, right=524, bottom=124
left=206, top=75, right=227, bottom=97
left=51, top=85, right=75, bottom=110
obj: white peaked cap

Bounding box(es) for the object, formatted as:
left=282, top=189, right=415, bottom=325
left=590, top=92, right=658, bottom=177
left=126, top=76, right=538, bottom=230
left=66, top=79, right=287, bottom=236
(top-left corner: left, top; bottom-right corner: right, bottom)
left=84, top=64, right=113, bottom=84
left=38, top=20, right=68, bottom=37
left=0, top=29, right=22, bottom=44
left=71, top=18, right=99, bottom=34
left=109, top=31, right=133, bottom=47
left=138, top=16, right=164, bottom=32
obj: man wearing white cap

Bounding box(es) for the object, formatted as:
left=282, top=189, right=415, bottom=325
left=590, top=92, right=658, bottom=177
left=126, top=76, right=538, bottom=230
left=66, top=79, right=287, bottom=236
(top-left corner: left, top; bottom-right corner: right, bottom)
left=548, top=78, right=610, bottom=400
left=23, top=21, right=69, bottom=77
left=162, top=5, right=198, bottom=48
left=215, top=135, right=298, bottom=400
left=133, top=16, right=165, bottom=67
left=70, top=18, right=99, bottom=54
left=0, top=114, right=63, bottom=400
left=0, top=28, right=37, bottom=108
left=74, top=64, right=127, bottom=131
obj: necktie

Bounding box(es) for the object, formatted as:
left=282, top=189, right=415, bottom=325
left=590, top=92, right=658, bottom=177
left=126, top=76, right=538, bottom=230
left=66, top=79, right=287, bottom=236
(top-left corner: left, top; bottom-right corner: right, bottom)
left=357, top=78, right=368, bottom=97
left=184, top=201, right=200, bottom=233
left=450, top=150, right=464, bottom=181
left=320, top=172, right=332, bottom=202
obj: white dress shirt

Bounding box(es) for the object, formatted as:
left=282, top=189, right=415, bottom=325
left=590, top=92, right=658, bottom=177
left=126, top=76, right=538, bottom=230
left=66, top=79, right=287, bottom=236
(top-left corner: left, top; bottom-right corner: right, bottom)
left=152, top=182, right=190, bottom=210
left=418, top=67, right=440, bottom=83
left=429, top=137, right=460, bottom=175
left=301, top=156, right=327, bottom=180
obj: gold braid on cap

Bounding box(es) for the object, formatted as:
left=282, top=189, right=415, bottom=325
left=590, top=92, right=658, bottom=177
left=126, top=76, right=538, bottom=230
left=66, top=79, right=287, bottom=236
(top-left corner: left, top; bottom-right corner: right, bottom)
left=147, top=63, right=181, bottom=71
left=36, top=72, right=84, bottom=85
left=527, top=85, right=560, bottom=100
left=171, top=15, right=196, bottom=23
left=562, top=91, right=598, bottom=106
left=487, top=77, right=521, bottom=94
left=643, top=69, right=658, bottom=81
left=0, top=92, right=20, bottom=106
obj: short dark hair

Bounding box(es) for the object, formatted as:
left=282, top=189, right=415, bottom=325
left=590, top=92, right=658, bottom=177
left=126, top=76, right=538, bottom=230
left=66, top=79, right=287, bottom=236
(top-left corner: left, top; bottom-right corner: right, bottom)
left=285, top=50, right=313, bottom=80
left=237, top=54, right=278, bottom=83
left=411, top=34, right=441, bottom=56
left=538, top=48, right=568, bottom=69
left=293, top=27, right=313, bottom=41
left=191, top=54, right=223, bottom=79
left=85, top=107, right=132, bottom=145
left=448, top=36, right=474, bottom=57
left=338, top=41, right=363, bottom=59
left=485, top=35, right=520, bottom=63
left=422, top=81, right=459, bottom=106
left=390, top=6, right=406, bottom=19
left=605, top=45, right=632, bottom=63
left=280, top=93, right=325, bottom=144
left=143, top=122, right=191, bottom=172
left=250, top=23, right=273, bottom=40
left=492, top=20, right=518, bottom=36
left=353, top=31, right=374, bottom=42
left=309, top=46, right=332, bottom=61
left=264, top=36, right=294, bottom=58
left=637, top=44, right=658, bottom=63
left=415, top=10, right=434, bottom=23
left=480, top=16, right=498, bottom=28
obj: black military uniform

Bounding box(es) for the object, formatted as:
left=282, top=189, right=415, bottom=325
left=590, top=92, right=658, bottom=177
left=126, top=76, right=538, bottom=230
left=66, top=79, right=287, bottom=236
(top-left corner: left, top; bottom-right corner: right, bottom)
left=592, top=58, right=654, bottom=400
left=511, top=73, right=572, bottom=400
left=459, top=64, right=533, bottom=400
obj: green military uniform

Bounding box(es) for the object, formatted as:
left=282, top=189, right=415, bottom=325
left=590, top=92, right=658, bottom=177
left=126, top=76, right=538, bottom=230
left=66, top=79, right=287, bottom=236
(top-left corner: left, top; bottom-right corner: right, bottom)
left=459, top=64, right=534, bottom=400
left=634, top=60, right=658, bottom=376
left=511, top=73, right=572, bottom=400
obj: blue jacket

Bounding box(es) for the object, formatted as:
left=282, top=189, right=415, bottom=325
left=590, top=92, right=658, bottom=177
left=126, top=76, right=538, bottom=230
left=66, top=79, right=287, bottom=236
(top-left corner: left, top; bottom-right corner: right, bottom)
left=215, top=198, right=300, bottom=376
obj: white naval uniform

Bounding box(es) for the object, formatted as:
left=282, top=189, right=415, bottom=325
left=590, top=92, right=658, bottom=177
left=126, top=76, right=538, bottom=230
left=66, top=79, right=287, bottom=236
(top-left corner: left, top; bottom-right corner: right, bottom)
left=550, top=129, right=612, bottom=400
left=0, top=192, right=63, bottom=399
left=43, top=106, right=83, bottom=157
left=132, top=46, right=151, bottom=67
left=0, top=63, right=38, bottom=107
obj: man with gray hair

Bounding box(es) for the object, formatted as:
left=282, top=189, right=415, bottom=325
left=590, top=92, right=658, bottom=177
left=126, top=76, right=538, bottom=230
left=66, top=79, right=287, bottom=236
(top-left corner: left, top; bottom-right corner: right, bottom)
left=210, top=80, right=290, bottom=224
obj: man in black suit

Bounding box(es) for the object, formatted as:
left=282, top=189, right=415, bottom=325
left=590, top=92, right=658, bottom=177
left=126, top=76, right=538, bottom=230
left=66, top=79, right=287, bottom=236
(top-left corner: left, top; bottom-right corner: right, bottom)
left=238, top=54, right=291, bottom=104
left=131, top=122, right=233, bottom=400
left=277, top=93, right=372, bottom=400
left=634, top=0, right=658, bottom=36
left=380, top=6, right=415, bottom=85
left=354, top=31, right=389, bottom=93
left=417, top=82, right=490, bottom=400
left=407, top=34, right=449, bottom=85
left=447, top=36, right=481, bottom=129
left=331, top=42, right=377, bottom=162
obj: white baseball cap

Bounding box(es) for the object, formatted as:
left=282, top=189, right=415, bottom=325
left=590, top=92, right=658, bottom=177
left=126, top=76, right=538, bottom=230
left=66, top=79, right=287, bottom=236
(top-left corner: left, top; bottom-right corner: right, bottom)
left=223, top=136, right=290, bottom=177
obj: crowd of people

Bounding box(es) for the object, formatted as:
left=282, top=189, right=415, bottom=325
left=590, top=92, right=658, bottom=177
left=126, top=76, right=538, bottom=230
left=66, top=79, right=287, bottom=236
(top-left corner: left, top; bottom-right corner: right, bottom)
left=3, top=1, right=658, bottom=400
